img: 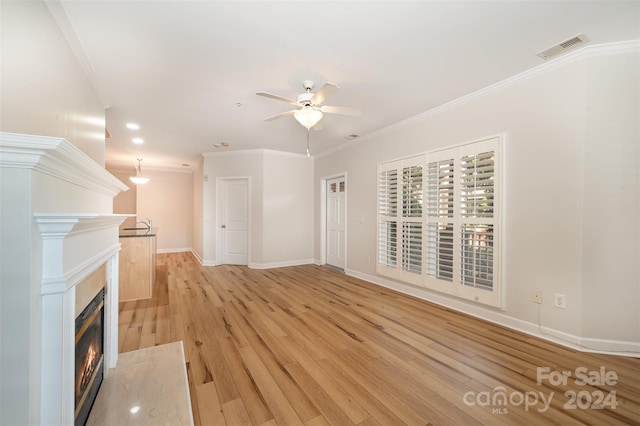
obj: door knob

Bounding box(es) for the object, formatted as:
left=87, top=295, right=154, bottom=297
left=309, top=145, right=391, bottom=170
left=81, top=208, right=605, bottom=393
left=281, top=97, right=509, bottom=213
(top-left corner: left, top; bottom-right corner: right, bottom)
left=221, top=225, right=226, bottom=229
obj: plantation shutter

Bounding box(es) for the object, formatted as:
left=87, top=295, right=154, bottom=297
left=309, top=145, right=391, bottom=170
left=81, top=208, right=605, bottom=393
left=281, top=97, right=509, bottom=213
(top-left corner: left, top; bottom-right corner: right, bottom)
left=401, top=164, right=423, bottom=276
left=425, top=158, right=455, bottom=282
left=377, top=157, right=424, bottom=283
left=459, top=149, right=496, bottom=291
left=377, top=163, right=399, bottom=275
left=377, top=136, right=501, bottom=307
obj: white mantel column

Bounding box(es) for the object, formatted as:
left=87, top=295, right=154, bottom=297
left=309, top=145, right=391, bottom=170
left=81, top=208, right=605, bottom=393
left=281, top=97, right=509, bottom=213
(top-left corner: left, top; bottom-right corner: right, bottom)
left=35, top=215, right=128, bottom=425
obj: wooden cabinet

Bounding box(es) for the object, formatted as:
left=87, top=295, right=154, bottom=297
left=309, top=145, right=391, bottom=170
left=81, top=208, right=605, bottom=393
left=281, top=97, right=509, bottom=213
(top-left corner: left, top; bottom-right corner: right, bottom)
left=119, top=235, right=156, bottom=302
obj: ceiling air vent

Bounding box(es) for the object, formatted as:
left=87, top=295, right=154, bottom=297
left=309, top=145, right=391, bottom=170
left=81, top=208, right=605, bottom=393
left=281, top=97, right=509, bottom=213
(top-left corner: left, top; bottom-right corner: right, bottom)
left=536, top=33, right=589, bottom=60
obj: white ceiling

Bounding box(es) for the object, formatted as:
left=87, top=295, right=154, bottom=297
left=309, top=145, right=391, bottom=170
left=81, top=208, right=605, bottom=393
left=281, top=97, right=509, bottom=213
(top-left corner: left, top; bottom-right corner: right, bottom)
left=58, top=1, right=639, bottom=170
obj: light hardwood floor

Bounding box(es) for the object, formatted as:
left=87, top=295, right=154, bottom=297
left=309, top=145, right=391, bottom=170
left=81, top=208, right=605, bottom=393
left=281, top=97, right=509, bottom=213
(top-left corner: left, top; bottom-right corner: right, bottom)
left=119, top=252, right=640, bottom=425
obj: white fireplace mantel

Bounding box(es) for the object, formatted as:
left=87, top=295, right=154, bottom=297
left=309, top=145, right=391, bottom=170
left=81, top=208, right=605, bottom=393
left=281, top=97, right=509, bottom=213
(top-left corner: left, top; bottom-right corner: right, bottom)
left=35, top=214, right=129, bottom=293
left=36, top=214, right=127, bottom=426
left=0, top=132, right=130, bottom=425
left=0, top=132, right=126, bottom=197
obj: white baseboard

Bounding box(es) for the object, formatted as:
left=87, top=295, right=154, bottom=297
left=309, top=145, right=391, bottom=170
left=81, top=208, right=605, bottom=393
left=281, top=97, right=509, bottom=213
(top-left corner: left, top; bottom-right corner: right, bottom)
left=190, top=250, right=203, bottom=264
left=250, top=258, right=315, bottom=269
left=190, top=250, right=217, bottom=266
left=161, top=251, right=639, bottom=357
left=345, top=268, right=640, bottom=358
left=157, top=247, right=192, bottom=254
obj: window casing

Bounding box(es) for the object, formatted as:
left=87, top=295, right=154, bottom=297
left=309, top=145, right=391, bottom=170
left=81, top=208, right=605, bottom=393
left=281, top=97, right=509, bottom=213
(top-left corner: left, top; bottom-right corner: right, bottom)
left=377, top=136, right=502, bottom=307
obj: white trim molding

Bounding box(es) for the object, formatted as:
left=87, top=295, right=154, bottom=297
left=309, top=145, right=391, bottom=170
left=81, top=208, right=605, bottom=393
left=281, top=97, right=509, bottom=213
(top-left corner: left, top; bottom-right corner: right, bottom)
left=44, top=0, right=112, bottom=108
left=1, top=132, right=130, bottom=425
left=249, top=258, right=315, bottom=270
left=318, top=39, right=640, bottom=159
left=157, top=247, right=193, bottom=254
left=0, top=132, right=128, bottom=197
left=346, top=268, right=640, bottom=358
left=35, top=214, right=128, bottom=425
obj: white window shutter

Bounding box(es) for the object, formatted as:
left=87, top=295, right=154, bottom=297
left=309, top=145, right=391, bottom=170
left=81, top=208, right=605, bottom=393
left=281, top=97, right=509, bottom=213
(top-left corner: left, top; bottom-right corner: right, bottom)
left=377, top=163, right=399, bottom=276
left=377, top=136, right=502, bottom=307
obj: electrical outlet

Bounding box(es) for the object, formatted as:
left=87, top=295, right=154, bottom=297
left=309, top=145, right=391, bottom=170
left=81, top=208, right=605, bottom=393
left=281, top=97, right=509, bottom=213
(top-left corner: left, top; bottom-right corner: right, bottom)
left=554, top=293, right=567, bottom=309
left=532, top=290, right=542, bottom=304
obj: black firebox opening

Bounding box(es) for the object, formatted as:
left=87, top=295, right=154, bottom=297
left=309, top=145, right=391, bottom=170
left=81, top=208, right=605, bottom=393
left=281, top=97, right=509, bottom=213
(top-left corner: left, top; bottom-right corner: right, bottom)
left=74, top=288, right=105, bottom=426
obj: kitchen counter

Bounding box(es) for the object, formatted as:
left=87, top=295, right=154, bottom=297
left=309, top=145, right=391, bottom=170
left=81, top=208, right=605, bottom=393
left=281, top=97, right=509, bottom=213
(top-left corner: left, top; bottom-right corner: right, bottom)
left=118, top=230, right=157, bottom=301
left=119, top=227, right=157, bottom=238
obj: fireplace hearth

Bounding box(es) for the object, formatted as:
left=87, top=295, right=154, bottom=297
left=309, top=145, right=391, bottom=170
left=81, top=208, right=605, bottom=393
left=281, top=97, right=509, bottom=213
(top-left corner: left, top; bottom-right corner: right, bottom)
left=75, top=288, right=105, bottom=426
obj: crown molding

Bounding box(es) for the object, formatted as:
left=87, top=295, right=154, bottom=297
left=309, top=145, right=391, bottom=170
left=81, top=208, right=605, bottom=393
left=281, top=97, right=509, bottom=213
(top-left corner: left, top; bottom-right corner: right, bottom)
left=395, top=39, right=640, bottom=129
left=44, top=0, right=112, bottom=108
left=203, top=148, right=311, bottom=160
left=107, top=165, right=193, bottom=174
left=318, top=39, right=640, bottom=159
left=0, top=132, right=129, bottom=196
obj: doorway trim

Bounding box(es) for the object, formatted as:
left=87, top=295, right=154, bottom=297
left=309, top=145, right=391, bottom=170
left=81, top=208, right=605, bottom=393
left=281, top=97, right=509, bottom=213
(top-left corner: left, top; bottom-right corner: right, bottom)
left=320, top=172, right=347, bottom=268
left=215, top=176, right=251, bottom=266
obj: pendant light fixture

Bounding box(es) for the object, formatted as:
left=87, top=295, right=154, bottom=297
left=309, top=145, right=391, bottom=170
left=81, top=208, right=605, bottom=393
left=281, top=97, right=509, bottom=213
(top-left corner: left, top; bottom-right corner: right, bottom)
left=129, top=158, right=150, bottom=185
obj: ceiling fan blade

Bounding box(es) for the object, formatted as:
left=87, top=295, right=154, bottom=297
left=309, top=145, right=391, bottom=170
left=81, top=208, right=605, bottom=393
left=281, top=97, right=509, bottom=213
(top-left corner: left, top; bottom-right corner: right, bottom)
left=263, top=110, right=296, bottom=121
left=311, top=82, right=339, bottom=106
left=256, top=92, right=298, bottom=106
left=320, top=105, right=362, bottom=116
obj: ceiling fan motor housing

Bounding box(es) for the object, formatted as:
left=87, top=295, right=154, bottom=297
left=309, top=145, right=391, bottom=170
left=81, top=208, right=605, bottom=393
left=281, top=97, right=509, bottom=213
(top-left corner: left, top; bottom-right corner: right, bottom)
left=297, top=92, right=314, bottom=106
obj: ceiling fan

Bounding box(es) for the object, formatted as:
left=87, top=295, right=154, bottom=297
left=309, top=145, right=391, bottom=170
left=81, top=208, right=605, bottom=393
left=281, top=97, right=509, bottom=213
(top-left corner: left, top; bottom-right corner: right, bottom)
left=256, top=80, right=362, bottom=130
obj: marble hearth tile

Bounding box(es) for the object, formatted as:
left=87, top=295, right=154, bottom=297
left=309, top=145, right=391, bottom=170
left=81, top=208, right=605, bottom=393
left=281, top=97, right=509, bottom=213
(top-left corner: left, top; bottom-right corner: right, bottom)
left=87, top=342, right=193, bottom=426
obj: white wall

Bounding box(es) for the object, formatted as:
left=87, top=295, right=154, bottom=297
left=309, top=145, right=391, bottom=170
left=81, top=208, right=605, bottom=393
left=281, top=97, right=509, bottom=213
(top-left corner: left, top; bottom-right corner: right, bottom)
left=202, top=150, right=264, bottom=264
left=136, top=169, right=194, bottom=252
left=192, top=157, right=205, bottom=259
left=581, top=53, right=640, bottom=342
left=108, top=167, right=193, bottom=252
left=262, top=151, right=314, bottom=266
left=0, top=0, right=106, bottom=165
left=111, top=170, right=137, bottom=230
left=200, top=150, right=313, bottom=268
left=0, top=2, right=109, bottom=424
left=314, top=47, right=639, bottom=354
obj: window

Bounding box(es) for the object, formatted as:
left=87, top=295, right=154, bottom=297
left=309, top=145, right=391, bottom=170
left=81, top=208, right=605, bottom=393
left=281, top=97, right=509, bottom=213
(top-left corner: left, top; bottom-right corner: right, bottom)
left=426, top=158, right=455, bottom=282
left=377, top=156, right=425, bottom=285
left=377, top=136, right=501, bottom=307
left=378, top=167, right=398, bottom=268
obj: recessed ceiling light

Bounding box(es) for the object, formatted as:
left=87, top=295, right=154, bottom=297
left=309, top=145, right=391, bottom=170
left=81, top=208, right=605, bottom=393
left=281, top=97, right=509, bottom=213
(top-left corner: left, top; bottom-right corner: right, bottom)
left=213, top=142, right=230, bottom=148
left=132, top=138, right=144, bottom=144
left=126, top=123, right=140, bottom=130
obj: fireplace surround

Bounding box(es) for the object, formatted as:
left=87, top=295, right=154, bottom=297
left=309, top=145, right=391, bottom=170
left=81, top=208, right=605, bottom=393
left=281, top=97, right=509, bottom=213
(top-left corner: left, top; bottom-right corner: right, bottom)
left=0, top=132, right=129, bottom=425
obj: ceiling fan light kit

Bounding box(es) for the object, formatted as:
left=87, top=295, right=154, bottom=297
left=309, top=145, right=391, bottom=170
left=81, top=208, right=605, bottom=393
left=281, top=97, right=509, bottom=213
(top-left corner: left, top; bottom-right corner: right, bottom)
left=257, top=80, right=362, bottom=155
left=294, top=106, right=323, bottom=129
left=257, top=80, right=361, bottom=129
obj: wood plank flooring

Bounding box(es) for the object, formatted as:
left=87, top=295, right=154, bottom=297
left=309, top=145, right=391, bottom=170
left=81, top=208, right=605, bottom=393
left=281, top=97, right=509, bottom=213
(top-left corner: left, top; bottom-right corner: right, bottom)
left=119, top=252, right=640, bottom=425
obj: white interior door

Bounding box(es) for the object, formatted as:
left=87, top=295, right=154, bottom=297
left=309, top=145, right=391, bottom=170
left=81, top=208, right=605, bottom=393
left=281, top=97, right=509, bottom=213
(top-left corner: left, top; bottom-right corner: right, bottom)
left=326, top=176, right=346, bottom=269
left=221, top=178, right=249, bottom=265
